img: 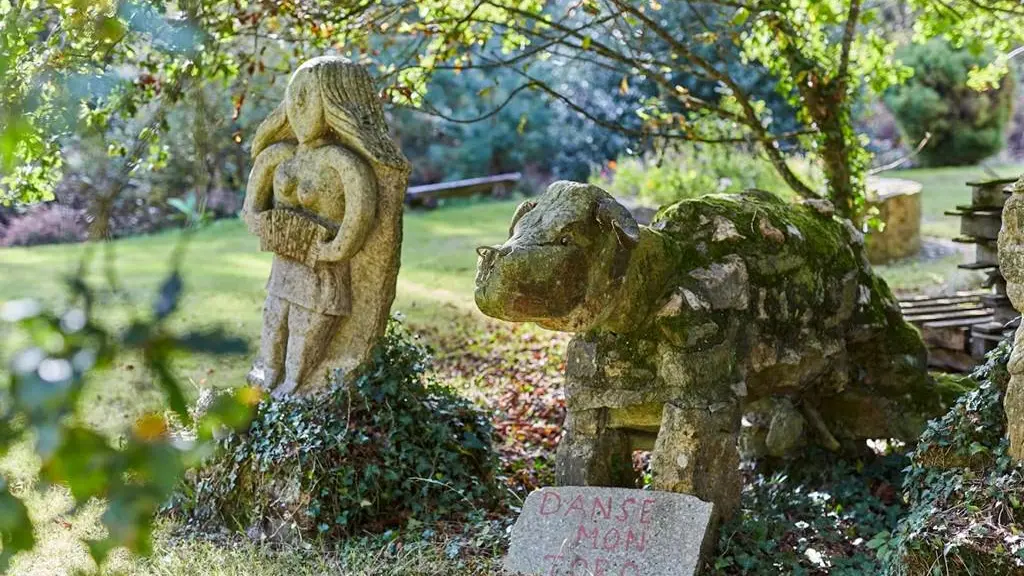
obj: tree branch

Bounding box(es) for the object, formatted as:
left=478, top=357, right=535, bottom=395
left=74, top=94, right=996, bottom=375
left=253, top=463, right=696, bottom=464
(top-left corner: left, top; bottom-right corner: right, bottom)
left=838, top=0, right=862, bottom=82
left=608, top=0, right=821, bottom=199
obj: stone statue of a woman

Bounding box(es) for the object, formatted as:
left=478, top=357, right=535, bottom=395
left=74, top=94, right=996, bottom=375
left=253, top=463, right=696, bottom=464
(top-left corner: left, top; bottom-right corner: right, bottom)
left=242, top=57, right=410, bottom=396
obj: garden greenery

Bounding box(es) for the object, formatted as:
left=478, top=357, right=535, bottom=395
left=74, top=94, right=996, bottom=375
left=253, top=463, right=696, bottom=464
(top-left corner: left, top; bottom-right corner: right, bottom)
left=592, top=144, right=822, bottom=207
left=880, top=341, right=1024, bottom=574
left=174, top=319, right=500, bottom=540
left=711, top=451, right=909, bottom=575
left=885, top=39, right=1016, bottom=167
left=4, top=1, right=1024, bottom=222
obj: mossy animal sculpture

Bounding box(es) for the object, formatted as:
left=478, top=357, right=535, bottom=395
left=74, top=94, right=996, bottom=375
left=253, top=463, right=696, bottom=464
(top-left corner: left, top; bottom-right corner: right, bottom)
left=475, top=181, right=946, bottom=516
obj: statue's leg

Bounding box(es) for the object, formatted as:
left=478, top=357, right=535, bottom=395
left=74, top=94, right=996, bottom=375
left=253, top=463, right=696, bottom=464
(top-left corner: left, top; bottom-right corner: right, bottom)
left=650, top=402, right=742, bottom=518
left=254, top=295, right=289, bottom=391
left=277, top=306, right=341, bottom=395
left=556, top=408, right=637, bottom=487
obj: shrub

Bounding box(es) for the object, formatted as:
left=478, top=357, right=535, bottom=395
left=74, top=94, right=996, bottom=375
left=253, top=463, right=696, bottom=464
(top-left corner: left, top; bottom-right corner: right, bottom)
left=591, top=144, right=822, bottom=208
left=174, top=319, right=500, bottom=540
left=0, top=203, right=86, bottom=247
left=880, top=342, right=1024, bottom=575
left=885, top=39, right=1016, bottom=167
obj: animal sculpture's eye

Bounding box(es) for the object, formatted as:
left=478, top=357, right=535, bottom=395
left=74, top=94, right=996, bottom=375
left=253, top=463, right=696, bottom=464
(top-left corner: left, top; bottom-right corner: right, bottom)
left=560, top=235, right=571, bottom=246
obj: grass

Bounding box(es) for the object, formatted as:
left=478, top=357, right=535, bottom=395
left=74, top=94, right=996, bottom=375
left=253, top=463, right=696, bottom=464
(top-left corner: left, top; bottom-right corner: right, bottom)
left=879, top=161, right=1024, bottom=239
left=868, top=162, right=1024, bottom=293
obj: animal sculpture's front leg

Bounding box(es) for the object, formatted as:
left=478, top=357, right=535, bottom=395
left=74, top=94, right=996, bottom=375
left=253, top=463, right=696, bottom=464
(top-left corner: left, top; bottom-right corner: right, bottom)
left=650, top=401, right=742, bottom=518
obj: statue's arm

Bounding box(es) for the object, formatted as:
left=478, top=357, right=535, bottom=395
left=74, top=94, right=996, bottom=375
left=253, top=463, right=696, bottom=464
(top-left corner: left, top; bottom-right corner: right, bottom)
left=316, top=151, right=378, bottom=263
left=241, top=143, right=295, bottom=234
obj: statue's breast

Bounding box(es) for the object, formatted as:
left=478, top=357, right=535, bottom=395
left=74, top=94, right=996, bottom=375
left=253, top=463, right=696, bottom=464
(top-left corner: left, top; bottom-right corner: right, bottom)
left=273, top=149, right=347, bottom=224
left=272, top=156, right=299, bottom=208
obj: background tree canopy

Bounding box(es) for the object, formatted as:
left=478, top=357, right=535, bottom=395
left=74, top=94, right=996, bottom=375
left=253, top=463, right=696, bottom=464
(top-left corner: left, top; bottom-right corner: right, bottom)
left=1, top=0, right=1022, bottom=216
left=885, top=38, right=1016, bottom=167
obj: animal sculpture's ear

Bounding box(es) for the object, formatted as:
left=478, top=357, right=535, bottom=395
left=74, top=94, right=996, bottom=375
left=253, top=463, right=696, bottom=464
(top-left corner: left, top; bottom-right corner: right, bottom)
left=595, top=197, right=640, bottom=248
left=508, top=200, right=537, bottom=238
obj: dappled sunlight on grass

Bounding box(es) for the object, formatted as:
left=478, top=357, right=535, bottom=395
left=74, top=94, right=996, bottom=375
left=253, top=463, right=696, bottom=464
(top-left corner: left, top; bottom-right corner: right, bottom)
left=0, top=184, right=1002, bottom=574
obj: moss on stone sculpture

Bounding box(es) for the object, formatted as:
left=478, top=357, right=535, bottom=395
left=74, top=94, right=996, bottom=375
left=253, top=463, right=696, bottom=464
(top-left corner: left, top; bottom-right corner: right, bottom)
left=475, top=182, right=952, bottom=517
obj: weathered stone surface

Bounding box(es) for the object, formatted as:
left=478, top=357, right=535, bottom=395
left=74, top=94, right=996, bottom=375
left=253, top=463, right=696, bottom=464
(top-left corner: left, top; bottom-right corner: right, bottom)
left=241, top=56, right=410, bottom=396
left=688, top=255, right=748, bottom=311
left=741, top=397, right=807, bottom=459
left=864, top=176, right=923, bottom=264
left=711, top=215, right=743, bottom=242
left=504, top=486, right=714, bottom=576
left=998, top=176, right=1024, bottom=460
left=476, top=182, right=942, bottom=517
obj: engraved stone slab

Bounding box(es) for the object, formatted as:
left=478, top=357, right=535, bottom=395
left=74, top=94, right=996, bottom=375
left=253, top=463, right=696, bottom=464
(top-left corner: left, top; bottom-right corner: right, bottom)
left=504, top=486, right=714, bottom=576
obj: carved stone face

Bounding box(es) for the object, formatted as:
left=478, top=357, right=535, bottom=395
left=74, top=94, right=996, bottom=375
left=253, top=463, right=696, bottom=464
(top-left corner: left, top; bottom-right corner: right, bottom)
left=474, top=181, right=639, bottom=332
left=286, top=67, right=327, bottom=143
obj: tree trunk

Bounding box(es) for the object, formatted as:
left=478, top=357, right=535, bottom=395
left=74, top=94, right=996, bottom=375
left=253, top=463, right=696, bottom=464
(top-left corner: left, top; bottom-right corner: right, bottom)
left=801, top=77, right=864, bottom=223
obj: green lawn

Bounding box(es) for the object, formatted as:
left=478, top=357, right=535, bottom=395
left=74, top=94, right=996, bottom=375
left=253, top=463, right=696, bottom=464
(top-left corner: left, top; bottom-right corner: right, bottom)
left=879, top=161, right=1024, bottom=239
left=868, top=162, right=1024, bottom=294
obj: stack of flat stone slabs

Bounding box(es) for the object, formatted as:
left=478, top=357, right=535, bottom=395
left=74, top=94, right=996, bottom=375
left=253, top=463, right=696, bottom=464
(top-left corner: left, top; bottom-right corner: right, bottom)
left=945, top=177, right=1020, bottom=359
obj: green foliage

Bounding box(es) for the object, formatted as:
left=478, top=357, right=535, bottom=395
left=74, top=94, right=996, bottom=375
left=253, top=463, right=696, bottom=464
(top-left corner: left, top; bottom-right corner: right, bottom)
left=908, top=0, right=1024, bottom=90
left=6, top=0, right=1024, bottom=224
left=364, top=0, right=1024, bottom=219
left=885, top=39, right=1015, bottom=167
left=881, top=342, right=1024, bottom=575
left=0, top=0, right=238, bottom=206
left=176, top=319, right=500, bottom=540
left=0, top=262, right=255, bottom=569
left=711, top=450, right=909, bottom=575
left=592, top=145, right=821, bottom=207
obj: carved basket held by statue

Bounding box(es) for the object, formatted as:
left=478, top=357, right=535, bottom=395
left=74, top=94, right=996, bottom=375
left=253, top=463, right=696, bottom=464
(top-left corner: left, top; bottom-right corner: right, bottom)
left=257, top=208, right=339, bottom=268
